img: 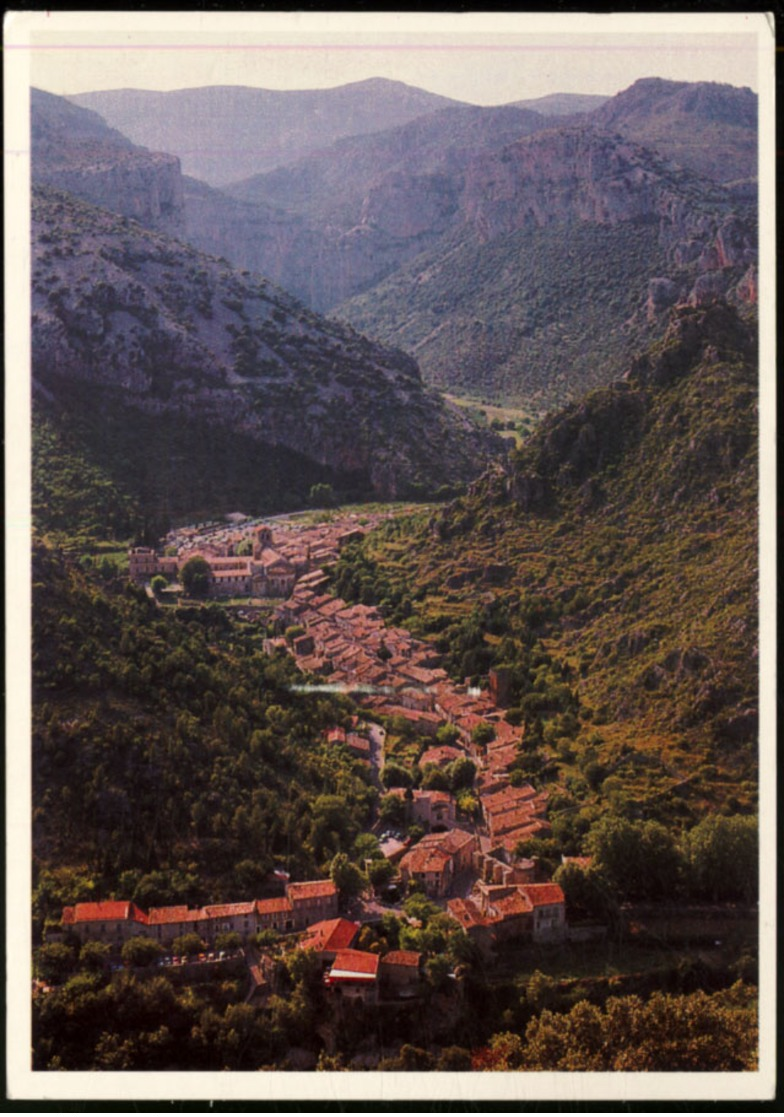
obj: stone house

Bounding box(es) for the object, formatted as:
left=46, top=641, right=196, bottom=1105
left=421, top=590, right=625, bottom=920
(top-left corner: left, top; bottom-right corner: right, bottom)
left=379, top=950, right=423, bottom=995
left=399, top=829, right=478, bottom=897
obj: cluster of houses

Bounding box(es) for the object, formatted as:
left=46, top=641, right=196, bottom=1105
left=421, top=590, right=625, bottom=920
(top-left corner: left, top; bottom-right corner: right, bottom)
left=61, top=878, right=340, bottom=947
left=128, top=511, right=390, bottom=600
left=121, top=511, right=567, bottom=966
left=274, top=579, right=552, bottom=857
left=59, top=888, right=425, bottom=1004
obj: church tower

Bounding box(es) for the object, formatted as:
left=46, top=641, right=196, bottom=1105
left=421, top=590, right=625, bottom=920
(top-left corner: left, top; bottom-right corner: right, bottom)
left=253, top=525, right=273, bottom=560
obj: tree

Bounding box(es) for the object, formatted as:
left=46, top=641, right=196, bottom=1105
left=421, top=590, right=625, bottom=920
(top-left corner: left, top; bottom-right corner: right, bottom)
left=421, top=765, right=450, bottom=792
left=35, top=942, right=76, bottom=985
left=79, top=940, right=111, bottom=973
left=121, top=936, right=164, bottom=968
left=171, top=932, right=204, bottom=958
left=585, top=814, right=684, bottom=901
left=379, top=793, right=408, bottom=828
left=447, top=756, right=477, bottom=791
left=180, top=556, right=212, bottom=598
left=437, top=1045, right=473, bottom=1070
left=435, top=723, right=461, bottom=747
left=553, top=862, right=619, bottom=926
left=367, top=859, right=394, bottom=890
left=329, top=852, right=366, bottom=904
left=685, top=813, right=757, bottom=903
left=215, top=932, right=242, bottom=953
left=514, top=987, right=758, bottom=1071
left=471, top=722, right=495, bottom=748
left=308, top=482, right=336, bottom=508
left=151, top=575, right=168, bottom=597
left=425, top=954, right=452, bottom=992
left=353, top=832, right=382, bottom=862
left=382, top=763, right=412, bottom=789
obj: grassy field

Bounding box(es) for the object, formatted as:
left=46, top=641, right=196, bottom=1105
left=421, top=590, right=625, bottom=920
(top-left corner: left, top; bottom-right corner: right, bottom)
left=444, top=394, right=544, bottom=446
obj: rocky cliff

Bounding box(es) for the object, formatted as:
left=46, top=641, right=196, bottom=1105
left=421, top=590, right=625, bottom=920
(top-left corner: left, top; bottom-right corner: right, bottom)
left=31, top=87, right=185, bottom=236
left=588, top=77, right=757, bottom=185
left=32, top=186, right=503, bottom=503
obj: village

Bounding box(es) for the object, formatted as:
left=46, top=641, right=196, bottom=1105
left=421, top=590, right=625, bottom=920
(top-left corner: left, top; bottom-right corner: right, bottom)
left=55, top=512, right=578, bottom=1006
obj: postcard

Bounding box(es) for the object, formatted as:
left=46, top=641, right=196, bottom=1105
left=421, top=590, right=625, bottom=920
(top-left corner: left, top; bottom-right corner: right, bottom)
left=5, top=9, right=776, bottom=1105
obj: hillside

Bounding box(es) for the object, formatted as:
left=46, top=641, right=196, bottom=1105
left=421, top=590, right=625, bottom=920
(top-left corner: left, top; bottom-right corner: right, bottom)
left=337, top=127, right=756, bottom=406
left=32, top=185, right=503, bottom=520
left=69, top=79, right=468, bottom=187
left=331, top=303, right=758, bottom=824
left=31, top=538, right=370, bottom=911
left=215, top=103, right=551, bottom=310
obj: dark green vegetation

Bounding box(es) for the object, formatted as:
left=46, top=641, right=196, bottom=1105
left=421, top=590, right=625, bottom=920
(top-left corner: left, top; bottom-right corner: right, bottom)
left=33, top=386, right=354, bottom=546
left=473, top=982, right=757, bottom=1071
left=331, top=304, right=758, bottom=830
left=32, top=541, right=378, bottom=931
left=338, top=221, right=670, bottom=409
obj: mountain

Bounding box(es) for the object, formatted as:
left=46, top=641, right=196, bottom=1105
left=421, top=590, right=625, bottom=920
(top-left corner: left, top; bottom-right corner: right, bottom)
left=68, top=79, right=469, bottom=187
left=208, top=104, right=553, bottom=310
left=31, top=185, right=503, bottom=524
left=31, top=87, right=185, bottom=236
left=336, top=126, right=756, bottom=406
left=333, top=301, right=758, bottom=821
left=588, top=77, right=757, bottom=186
left=508, top=92, right=609, bottom=115
left=39, top=79, right=757, bottom=416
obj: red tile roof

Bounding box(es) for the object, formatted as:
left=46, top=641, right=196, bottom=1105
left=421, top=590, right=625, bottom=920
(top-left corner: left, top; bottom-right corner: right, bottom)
left=148, top=905, right=203, bottom=926
left=300, top=918, right=359, bottom=954
left=419, top=745, right=464, bottom=768
left=489, top=890, right=533, bottom=918
left=447, top=897, right=490, bottom=928
left=381, top=950, right=421, bottom=968
left=401, top=845, right=452, bottom=876
left=64, top=901, right=148, bottom=925
left=287, top=879, right=337, bottom=902
left=521, top=883, right=565, bottom=907
left=255, top=897, right=293, bottom=916
left=203, top=901, right=256, bottom=919
left=329, top=949, right=380, bottom=980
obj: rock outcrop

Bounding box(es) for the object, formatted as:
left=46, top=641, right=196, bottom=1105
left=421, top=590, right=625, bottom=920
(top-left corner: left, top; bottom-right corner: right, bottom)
left=31, top=87, right=185, bottom=235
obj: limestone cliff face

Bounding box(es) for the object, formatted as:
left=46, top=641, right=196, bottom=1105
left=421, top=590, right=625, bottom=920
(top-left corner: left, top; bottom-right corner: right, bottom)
left=460, top=127, right=739, bottom=250
left=31, top=87, right=185, bottom=236
left=35, top=151, right=185, bottom=235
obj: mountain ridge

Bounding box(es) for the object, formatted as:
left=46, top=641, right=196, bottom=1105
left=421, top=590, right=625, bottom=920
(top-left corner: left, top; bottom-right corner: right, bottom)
left=69, top=79, right=469, bottom=187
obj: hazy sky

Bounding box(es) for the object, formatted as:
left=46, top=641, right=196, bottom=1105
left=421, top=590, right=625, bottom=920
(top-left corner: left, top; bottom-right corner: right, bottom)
left=8, top=11, right=766, bottom=104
